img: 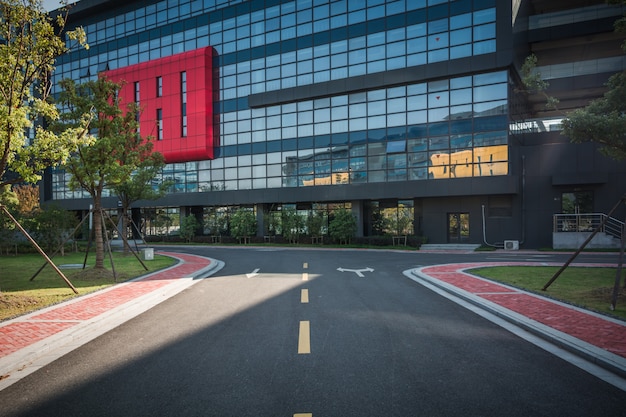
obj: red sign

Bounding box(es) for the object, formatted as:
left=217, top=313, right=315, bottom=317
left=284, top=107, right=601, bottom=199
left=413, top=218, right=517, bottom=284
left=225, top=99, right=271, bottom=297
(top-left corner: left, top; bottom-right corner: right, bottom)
left=105, top=47, right=215, bottom=163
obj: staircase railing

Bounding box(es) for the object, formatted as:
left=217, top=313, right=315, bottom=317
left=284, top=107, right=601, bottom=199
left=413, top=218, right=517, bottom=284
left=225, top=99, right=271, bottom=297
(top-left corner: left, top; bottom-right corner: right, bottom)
left=553, top=213, right=624, bottom=241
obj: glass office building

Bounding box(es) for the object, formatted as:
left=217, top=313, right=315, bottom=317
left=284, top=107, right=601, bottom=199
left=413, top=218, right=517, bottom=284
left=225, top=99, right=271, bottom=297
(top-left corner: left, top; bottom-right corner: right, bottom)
left=45, top=0, right=626, bottom=248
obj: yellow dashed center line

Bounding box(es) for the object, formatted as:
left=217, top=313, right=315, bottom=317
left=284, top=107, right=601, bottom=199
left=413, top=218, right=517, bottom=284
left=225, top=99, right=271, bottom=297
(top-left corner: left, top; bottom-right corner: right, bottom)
left=298, top=321, right=311, bottom=354
left=303, top=262, right=308, bottom=269
left=302, top=272, right=309, bottom=281
left=294, top=414, right=312, bottom=417
left=301, top=289, right=309, bottom=303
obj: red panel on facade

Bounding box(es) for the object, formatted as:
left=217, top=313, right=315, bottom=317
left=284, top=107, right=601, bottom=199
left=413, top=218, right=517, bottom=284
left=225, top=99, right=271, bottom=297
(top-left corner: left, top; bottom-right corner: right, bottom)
left=104, top=47, right=215, bottom=163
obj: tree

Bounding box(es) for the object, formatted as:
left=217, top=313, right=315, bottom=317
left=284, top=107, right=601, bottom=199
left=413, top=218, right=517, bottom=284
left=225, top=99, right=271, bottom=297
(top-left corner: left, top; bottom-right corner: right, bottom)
left=281, top=207, right=304, bottom=243
left=32, top=204, right=76, bottom=254
left=0, top=185, right=19, bottom=254
left=520, top=54, right=560, bottom=112
left=561, top=72, right=626, bottom=160
left=557, top=1, right=626, bottom=161
left=204, top=207, right=227, bottom=238
left=521, top=1, right=626, bottom=160
left=229, top=207, right=257, bottom=241
left=53, top=77, right=150, bottom=272
left=306, top=210, right=325, bottom=239
left=328, top=208, right=357, bottom=244
left=179, top=214, right=199, bottom=243
left=111, top=136, right=168, bottom=252
left=13, top=184, right=40, bottom=216
left=0, top=0, right=90, bottom=189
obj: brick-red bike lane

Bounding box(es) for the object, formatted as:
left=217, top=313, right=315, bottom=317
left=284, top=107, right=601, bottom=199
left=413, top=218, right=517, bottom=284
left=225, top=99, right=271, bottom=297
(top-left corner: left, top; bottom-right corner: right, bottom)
left=0, top=251, right=212, bottom=360
left=419, top=262, right=626, bottom=359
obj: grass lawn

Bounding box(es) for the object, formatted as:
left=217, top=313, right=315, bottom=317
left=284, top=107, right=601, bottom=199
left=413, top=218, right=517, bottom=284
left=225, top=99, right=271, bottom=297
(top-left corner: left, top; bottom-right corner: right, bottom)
left=469, top=266, right=626, bottom=321
left=0, top=251, right=176, bottom=321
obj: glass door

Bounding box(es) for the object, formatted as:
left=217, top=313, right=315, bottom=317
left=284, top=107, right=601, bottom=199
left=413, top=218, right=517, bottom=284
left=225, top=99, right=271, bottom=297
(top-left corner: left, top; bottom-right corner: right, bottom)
left=448, top=213, right=469, bottom=243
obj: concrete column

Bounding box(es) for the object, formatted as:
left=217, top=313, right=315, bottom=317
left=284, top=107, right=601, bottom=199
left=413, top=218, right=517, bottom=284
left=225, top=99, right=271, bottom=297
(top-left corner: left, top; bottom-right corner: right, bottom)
left=351, top=200, right=364, bottom=237
left=255, top=204, right=265, bottom=237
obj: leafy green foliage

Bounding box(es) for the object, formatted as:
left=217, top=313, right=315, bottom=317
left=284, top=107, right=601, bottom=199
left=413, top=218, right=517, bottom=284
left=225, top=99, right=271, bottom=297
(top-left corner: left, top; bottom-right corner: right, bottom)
left=30, top=204, right=77, bottom=253
left=306, top=210, right=325, bottom=238
left=230, top=208, right=257, bottom=240
left=520, top=54, right=559, bottom=111
left=179, top=215, right=199, bottom=243
left=328, top=208, right=357, bottom=244
left=0, top=0, right=89, bottom=188
left=562, top=71, right=626, bottom=160
left=53, top=77, right=154, bottom=270
left=204, top=208, right=228, bottom=236
left=281, top=207, right=304, bottom=243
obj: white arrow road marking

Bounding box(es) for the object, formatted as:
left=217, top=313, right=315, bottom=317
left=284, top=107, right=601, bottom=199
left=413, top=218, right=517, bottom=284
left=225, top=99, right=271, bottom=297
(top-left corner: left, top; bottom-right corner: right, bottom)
left=336, top=267, right=374, bottom=277
left=246, top=268, right=260, bottom=278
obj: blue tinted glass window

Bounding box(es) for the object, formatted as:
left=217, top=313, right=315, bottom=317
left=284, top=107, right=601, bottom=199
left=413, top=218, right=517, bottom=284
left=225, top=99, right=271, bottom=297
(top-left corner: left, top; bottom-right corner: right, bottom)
left=251, top=21, right=264, bottom=35
left=330, top=14, right=347, bottom=28
left=450, top=44, right=471, bottom=59
left=349, top=10, right=366, bottom=24
left=314, top=4, right=329, bottom=19
left=283, top=139, right=297, bottom=151
left=387, top=41, right=406, bottom=58
left=474, top=8, right=496, bottom=25
left=474, top=23, right=495, bottom=41
left=450, top=28, right=471, bottom=46
left=387, top=1, right=405, bottom=15
left=368, top=32, right=385, bottom=46
left=473, top=39, right=495, bottom=55
left=282, top=13, right=296, bottom=27
left=474, top=116, right=507, bottom=132
left=450, top=88, right=472, bottom=105
left=474, top=71, right=506, bottom=85
left=387, top=28, right=405, bottom=43
left=428, top=33, right=448, bottom=49
left=266, top=17, right=279, bottom=31
left=313, top=19, right=329, bottom=31
left=428, top=18, right=448, bottom=34
left=428, top=48, right=448, bottom=63
left=368, top=45, right=385, bottom=60
left=367, top=5, right=384, bottom=19
left=450, top=12, right=471, bottom=29
left=450, top=119, right=473, bottom=134
left=407, top=36, right=426, bottom=53
left=429, top=135, right=449, bottom=149
left=407, top=23, right=426, bottom=39
left=267, top=141, right=281, bottom=152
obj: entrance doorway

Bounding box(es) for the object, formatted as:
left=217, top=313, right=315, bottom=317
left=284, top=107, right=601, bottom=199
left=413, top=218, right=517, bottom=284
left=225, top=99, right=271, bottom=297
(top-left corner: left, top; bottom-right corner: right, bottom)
left=448, top=213, right=469, bottom=243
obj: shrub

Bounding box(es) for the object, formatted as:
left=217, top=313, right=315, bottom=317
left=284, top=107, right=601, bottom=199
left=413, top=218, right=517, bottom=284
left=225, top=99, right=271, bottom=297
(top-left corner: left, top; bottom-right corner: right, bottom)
left=179, top=215, right=199, bottom=243
left=230, top=208, right=257, bottom=240
left=328, top=208, right=357, bottom=244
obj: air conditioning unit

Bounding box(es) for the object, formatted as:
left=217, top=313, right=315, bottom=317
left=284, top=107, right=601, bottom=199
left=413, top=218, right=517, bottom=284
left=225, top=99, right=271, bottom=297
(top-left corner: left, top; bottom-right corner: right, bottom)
left=504, top=240, right=519, bottom=251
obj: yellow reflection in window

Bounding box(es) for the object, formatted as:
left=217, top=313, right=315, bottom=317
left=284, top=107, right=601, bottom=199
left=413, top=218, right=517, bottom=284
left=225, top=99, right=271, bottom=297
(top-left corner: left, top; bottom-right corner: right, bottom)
left=429, top=145, right=508, bottom=179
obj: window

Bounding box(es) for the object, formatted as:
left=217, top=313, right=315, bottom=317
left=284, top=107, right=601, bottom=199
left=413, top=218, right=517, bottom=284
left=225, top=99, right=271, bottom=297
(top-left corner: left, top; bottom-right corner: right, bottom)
left=156, top=108, right=163, bottom=140
left=156, top=76, right=162, bottom=97
left=181, top=71, right=187, bottom=137
left=134, top=82, right=140, bottom=134
left=134, top=81, right=140, bottom=102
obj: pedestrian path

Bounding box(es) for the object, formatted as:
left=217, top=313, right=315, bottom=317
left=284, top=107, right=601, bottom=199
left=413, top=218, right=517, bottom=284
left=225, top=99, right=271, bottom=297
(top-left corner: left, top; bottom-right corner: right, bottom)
left=407, top=262, right=626, bottom=389
left=0, top=251, right=222, bottom=391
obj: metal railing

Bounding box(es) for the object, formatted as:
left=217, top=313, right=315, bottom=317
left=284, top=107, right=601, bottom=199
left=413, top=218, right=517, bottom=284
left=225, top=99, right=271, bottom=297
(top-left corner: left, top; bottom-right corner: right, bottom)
left=553, top=213, right=624, bottom=241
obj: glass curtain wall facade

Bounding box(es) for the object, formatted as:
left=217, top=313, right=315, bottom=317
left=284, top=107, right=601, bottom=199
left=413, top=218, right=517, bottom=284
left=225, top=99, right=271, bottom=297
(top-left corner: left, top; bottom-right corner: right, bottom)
left=51, top=0, right=504, bottom=199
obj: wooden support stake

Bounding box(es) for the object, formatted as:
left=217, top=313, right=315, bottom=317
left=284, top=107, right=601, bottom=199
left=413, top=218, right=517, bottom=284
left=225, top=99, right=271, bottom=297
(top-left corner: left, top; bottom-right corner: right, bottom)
left=0, top=205, right=78, bottom=294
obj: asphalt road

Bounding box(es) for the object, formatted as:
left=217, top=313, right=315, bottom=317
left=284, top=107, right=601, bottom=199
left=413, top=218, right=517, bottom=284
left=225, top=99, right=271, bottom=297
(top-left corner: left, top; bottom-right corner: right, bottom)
left=1, top=247, right=624, bottom=416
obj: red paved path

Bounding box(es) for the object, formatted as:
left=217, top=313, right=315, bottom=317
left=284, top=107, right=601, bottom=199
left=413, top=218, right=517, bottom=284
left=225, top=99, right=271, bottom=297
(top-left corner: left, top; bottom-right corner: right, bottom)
left=0, top=252, right=211, bottom=359
left=421, top=262, right=626, bottom=358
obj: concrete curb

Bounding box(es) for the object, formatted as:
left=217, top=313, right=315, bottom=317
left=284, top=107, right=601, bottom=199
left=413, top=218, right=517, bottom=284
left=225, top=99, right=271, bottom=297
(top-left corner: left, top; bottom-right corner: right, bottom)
left=0, top=254, right=224, bottom=391
left=405, top=267, right=626, bottom=381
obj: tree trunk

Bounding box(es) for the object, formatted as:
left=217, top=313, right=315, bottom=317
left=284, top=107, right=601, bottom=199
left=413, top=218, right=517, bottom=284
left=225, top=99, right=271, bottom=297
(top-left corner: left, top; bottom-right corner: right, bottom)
left=121, top=206, right=130, bottom=255
left=93, top=195, right=105, bottom=270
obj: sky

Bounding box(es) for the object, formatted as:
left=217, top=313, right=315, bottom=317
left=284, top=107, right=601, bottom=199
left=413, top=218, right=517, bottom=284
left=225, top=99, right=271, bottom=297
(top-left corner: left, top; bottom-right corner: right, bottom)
left=42, top=0, right=68, bottom=11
